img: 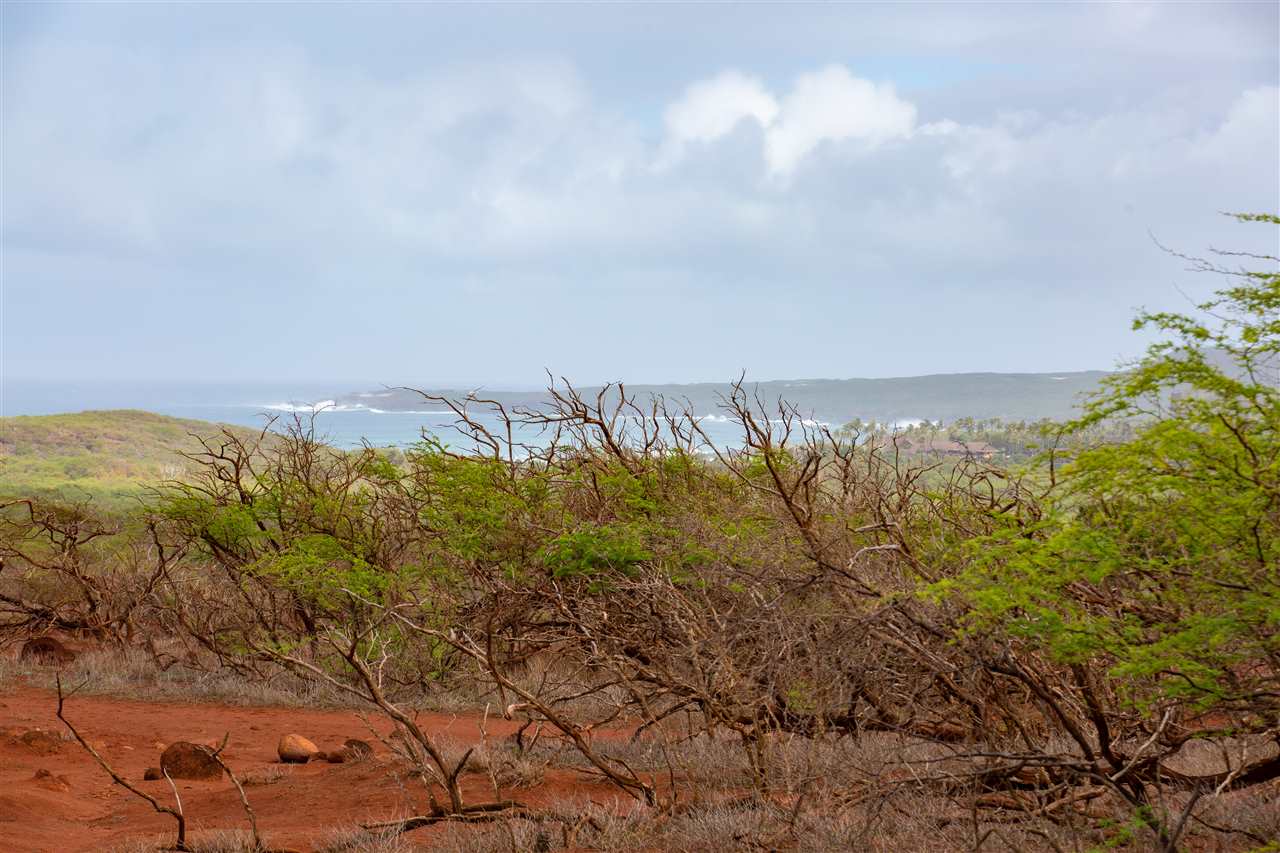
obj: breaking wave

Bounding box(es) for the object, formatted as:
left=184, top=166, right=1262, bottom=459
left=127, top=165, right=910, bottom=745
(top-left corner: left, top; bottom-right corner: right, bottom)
left=259, top=400, right=451, bottom=415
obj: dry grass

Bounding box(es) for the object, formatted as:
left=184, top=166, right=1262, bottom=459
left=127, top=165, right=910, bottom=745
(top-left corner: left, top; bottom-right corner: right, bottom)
left=11, top=646, right=1278, bottom=852
left=427, top=797, right=970, bottom=853
left=0, top=645, right=493, bottom=713
left=240, top=765, right=295, bottom=787
left=103, top=829, right=272, bottom=853
left=316, top=826, right=423, bottom=853
left=45, top=702, right=1280, bottom=853
left=0, top=646, right=349, bottom=708
left=424, top=782, right=1278, bottom=853
left=104, top=826, right=423, bottom=853
left=86, top=783, right=1280, bottom=853
left=466, top=741, right=549, bottom=790
left=422, top=724, right=1280, bottom=853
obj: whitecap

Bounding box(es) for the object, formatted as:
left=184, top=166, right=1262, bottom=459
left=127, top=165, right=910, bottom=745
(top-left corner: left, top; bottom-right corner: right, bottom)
left=260, top=399, right=358, bottom=413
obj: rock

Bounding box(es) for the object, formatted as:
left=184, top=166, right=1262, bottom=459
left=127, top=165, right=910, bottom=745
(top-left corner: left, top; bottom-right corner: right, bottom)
left=344, top=738, right=373, bottom=759
left=159, top=742, right=221, bottom=780
left=277, top=733, right=319, bottom=764
left=17, top=730, right=63, bottom=755
left=143, top=767, right=162, bottom=781
left=315, top=738, right=372, bottom=764
left=31, top=769, right=71, bottom=792
left=19, top=637, right=75, bottom=666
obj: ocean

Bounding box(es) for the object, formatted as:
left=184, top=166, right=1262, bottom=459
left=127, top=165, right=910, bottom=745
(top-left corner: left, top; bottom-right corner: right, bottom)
left=1, top=379, right=770, bottom=450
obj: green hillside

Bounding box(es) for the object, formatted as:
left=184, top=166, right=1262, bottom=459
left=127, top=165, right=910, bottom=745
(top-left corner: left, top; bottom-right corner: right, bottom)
left=0, top=410, right=257, bottom=509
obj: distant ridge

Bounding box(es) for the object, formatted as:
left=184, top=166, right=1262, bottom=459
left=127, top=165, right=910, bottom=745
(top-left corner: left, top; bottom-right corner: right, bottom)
left=335, top=370, right=1113, bottom=424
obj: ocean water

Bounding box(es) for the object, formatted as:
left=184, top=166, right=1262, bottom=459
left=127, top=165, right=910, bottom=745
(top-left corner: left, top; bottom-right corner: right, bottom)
left=1, top=379, right=768, bottom=450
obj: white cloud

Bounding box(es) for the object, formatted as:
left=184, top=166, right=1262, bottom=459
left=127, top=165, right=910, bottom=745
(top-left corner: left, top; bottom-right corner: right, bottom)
left=659, top=65, right=918, bottom=178
left=763, top=66, right=917, bottom=177
left=3, top=3, right=1276, bottom=385
left=659, top=70, right=778, bottom=164
left=1104, top=1, right=1160, bottom=35
left=1188, top=86, right=1279, bottom=165
left=1, top=46, right=1273, bottom=311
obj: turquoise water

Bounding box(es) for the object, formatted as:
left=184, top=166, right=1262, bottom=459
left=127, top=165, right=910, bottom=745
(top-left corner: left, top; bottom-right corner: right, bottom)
left=2, top=379, right=761, bottom=450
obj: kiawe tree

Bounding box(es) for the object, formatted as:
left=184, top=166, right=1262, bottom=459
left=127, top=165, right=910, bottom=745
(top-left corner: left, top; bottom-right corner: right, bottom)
left=941, top=213, right=1279, bottom=802
left=12, top=215, right=1277, bottom=848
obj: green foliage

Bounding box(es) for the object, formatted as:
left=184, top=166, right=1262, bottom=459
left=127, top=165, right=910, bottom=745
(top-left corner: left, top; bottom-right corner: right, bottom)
left=408, top=439, right=551, bottom=573
left=161, top=495, right=263, bottom=553
left=741, top=447, right=795, bottom=481
left=541, top=522, right=653, bottom=579
left=781, top=680, right=819, bottom=715
left=254, top=533, right=388, bottom=606
left=941, top=213, right=1280, bottom=711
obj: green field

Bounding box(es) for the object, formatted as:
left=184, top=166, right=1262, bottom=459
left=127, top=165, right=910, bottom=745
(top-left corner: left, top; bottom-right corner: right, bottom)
left=0, top=410, right=257, bottom=509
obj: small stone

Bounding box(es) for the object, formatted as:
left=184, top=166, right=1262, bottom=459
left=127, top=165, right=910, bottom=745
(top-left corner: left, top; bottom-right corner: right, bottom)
left=277, top=733, right=319, bottom=764
left=31, top=769, right=71, bottom=792
left=343, top=738, right=373, bottom=759
left=160, top=742, right=221, bottom=780
left=143, top=767, right=162, bottom=781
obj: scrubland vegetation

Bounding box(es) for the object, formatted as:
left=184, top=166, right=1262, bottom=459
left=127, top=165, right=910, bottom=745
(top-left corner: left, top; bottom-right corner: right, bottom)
left=2, top=216, right=1277, bottom=851
left=868, top=416, right=1140, bottom=462
left=0, top=410, right=258, bottom=510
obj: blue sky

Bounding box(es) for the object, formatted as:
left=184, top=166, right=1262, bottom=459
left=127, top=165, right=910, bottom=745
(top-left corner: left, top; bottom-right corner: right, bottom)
left=2, top=2, right=1277, bottom=385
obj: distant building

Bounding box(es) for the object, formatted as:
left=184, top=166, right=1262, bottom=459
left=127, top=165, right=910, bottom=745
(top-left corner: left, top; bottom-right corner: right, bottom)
left=896, top=437, right=1000, bottom=459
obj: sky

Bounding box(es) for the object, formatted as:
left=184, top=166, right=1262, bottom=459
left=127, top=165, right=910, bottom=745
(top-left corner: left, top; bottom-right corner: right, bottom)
left=2, top=2, right=1278, bottom=387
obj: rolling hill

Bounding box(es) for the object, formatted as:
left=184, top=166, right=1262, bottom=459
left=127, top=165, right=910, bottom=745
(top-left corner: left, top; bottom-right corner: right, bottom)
left=0, top=410, right=259, bottom=509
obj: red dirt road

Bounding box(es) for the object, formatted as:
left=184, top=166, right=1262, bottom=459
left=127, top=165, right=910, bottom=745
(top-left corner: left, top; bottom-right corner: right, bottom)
left=0, top=685, right=616, bottom=852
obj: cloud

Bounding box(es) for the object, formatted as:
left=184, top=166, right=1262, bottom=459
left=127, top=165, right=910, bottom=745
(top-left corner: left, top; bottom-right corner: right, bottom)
left=2, top=45, right=1271, bottom=276
left=1188, top=85, right=1279, bottom=165
left=659, top=65, right=918, bottom=178
left=763, top=66, right=917, bottom=177
left=660, top=70, right=778, bottom=163
left=1, top=7, right=1276, bottom=382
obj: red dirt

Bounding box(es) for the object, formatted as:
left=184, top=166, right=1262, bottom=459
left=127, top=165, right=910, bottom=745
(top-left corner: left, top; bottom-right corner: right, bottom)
left=0, top=685, right=627, bottom=852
